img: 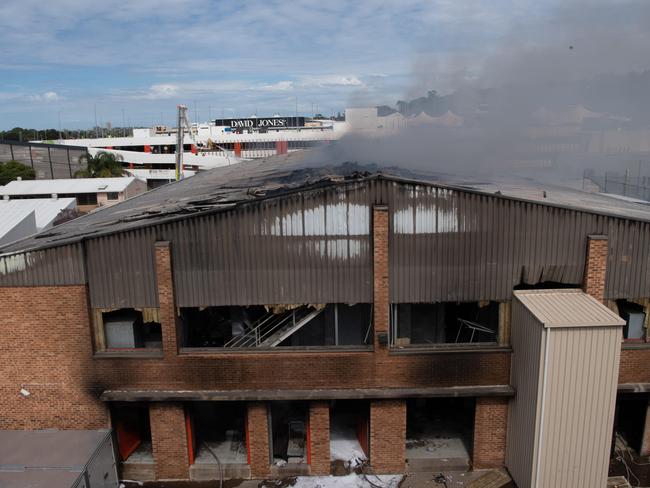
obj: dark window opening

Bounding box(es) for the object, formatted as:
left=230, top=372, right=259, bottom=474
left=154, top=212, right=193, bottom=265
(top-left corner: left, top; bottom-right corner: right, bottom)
left=330, top=400, right=369, bottom=467
left=270, top=401, right=308, bottom=465
left=106, top=192, right=119, bottom=200
left=180, top=304, right=372, bottom=349
left=406, top=398, right=475, bottom=466
left=514, top=281, right=579, bottom=290
left=187, top=403, right=247, bottom=465
left=75, top=193, right=98, bottom=206
left=103, top=309, right=162, bottom=349
left=391, top=302, right=499, bottom=346
left=110, top=404, right=152, bottom=464
left=616, top=300, right=647, bottom=340
left=614, top=393, right=649, bottom=456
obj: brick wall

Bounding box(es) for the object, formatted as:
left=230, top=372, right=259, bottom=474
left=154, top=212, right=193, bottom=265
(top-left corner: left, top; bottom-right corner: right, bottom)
left=373, top=207, right=389, bottom=350
left=309, top=401, right=331, bottom=475
left=583, top=235, right=608, bottom=303
left=619, top=349, right=650, bottom=384
left=247, top=403, right=270, bottom=478
left=155, top=242, right=178, bottom=357
left=150, top=403, right=189, bottom=479
left=473, top=397, right=508, bottom=469
left=370, top=400, right=406, bottom=473
left=0, top=285, right=107, bottom=430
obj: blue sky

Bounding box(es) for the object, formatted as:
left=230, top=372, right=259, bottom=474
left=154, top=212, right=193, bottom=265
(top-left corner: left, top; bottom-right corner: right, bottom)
left=0, top=0, right=603, bottom=129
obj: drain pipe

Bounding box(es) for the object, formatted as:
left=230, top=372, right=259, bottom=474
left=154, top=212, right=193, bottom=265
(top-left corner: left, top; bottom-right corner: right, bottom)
left=203, top=444, right=223, bottom=488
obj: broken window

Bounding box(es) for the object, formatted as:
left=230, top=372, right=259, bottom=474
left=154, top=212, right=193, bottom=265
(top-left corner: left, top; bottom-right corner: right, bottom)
left=390, top=302, right=499, bottom=347
left=406, top=398, right=475, bottom=469
left=180, top=304, right=372, bottom=349
left=186, top=403, right=248, bottom=468
left=110, top=404, right=153, bottom=468
left=269, top=402, right=308, bottom=467
left=330, top=401, right=369, bottom=470
left=95, top=308, right=162, bottom=351
left=616, top=300, right=647, bottom=340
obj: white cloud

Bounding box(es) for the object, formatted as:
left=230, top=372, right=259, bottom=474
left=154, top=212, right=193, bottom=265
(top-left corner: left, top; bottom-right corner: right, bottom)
left=299, top=75, right=364, bottom=88
left=259, top=81, right=294, bottom=91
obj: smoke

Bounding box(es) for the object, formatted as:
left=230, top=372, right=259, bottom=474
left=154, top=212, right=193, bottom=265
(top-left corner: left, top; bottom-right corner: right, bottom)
left=306, top=0, right=650, bottom=186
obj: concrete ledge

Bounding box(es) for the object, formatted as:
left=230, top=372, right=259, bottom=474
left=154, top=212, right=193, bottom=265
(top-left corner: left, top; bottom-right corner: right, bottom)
left=94, top=350, right=164, bottom=359
left=121, top=461, right=155, bottom=481
left=101, top=385, right=515, bottom=402
left=189, top=463, right=251, bottom=480
left=618, top=383, right=650, bottom=393
left=390, top=345, right=512, bottom=355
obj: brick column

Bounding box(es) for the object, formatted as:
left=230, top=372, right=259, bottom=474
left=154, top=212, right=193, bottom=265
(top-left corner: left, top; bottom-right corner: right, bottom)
left=583, top=235, right=608, bottom=303
left=473, top=397, right=508, bottom=469
left=155, top=241, right=179, bottom=357
left=150, top=403, right=189, bottom=480
left=373, top=206, right=389, bottom=350
left=247, top=403, right=270, bottom=478
left=309, top=401, right=330, bottom=475
left=370, top=400, right=406, bottom=473
left=641, top=400, right=650, bottom=457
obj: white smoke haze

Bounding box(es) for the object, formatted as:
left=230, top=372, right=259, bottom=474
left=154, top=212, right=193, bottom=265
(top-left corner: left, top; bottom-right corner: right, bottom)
left=308, top=0, right=650, bottom=185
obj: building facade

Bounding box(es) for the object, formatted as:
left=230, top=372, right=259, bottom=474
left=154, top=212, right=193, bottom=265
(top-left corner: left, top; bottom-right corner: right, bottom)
left=0, top=163, right=648, bottom=483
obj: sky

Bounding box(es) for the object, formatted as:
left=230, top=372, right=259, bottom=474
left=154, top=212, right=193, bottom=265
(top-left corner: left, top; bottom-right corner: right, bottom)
left=0, top=0, right=638, bottom=130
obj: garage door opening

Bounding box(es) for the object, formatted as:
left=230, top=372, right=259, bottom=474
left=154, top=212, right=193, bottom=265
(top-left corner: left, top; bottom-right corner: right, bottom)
left=614, top=393, right=649, bottom=456
left=406, top=398, right=474, bottom=471
left=270, top=402, right=308, bottom=468
left=330, top=400, right=369, bottom=470
left=110, top=403, right=153, bottom=479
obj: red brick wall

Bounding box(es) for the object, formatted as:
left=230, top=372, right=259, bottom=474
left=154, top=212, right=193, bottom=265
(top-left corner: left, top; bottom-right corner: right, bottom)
left=150, top=403, right=189, bottom=479
left=373, top=207, right=389, bottom=350
left=0, top=285, right=107, bottom=430
left=473, top=397, right=508, bottom=469
left=619, top=349, right=650, bottom=384
left=370, top=400, right=406, bottom=473
left=309, top=401, right=331, bottom=475
left=247, top=403, right=270, bottom=478
left=155, top=242, right=179, bottom=357
left=583, top=235, right=608, bottom=303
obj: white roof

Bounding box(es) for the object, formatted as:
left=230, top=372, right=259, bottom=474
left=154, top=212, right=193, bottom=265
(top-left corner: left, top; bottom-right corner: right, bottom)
left=0, top=177, right=136, bottom=196
left=0, top=207, right=34, bottom=242
left=0, top=198, right=76, bottom=230
left=514, top=289, right=625, bottom=328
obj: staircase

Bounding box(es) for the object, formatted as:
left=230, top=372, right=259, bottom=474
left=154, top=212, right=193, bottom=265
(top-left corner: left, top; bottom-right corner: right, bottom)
left=223, top=306, right=324, bottom=348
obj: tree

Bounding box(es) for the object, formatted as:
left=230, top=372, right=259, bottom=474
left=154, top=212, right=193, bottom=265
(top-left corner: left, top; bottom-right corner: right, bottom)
left=74, top=151, right=126, bottom=178
left=0, top=160, right=36, bottom=185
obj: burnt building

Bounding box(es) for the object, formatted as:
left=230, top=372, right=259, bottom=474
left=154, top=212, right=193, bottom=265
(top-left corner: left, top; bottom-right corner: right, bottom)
left=0, top=155, right=648, bottom=486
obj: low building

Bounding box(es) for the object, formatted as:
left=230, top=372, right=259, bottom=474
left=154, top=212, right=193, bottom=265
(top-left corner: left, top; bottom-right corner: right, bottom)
left=0, top=197, right=76, bottom=245
left=0, top=177, right=146, bottom=212
left=0, top=155, right=648, bottom=485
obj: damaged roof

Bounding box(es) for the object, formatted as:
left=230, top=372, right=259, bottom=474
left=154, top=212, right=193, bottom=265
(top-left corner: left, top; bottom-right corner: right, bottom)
left=2, top=150, right=650, bottom=254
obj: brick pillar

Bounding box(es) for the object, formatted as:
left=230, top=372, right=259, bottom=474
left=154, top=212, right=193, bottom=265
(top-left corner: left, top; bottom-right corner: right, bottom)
left=641, top=400, right=650, bottom=457
left=309, top=401, right=330, bottom=475
left=150, top=403, right=189, bottom=480
left=247, top=403, right=270, bottom=478
left=373, top=206, right=389, bottom=350
left=155, top=241, right=178, bottom=357
left=583, top=235, right=608, bottom=303
left=473, top=397, right=508, bottom=469
left=370, top=400, right=406, bottom=473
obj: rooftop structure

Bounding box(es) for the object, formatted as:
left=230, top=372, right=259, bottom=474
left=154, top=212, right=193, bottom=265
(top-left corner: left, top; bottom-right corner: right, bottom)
left=0, top=197, right=76, bottom=246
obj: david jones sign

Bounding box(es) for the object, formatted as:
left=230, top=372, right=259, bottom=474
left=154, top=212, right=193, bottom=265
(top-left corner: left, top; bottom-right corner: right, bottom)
left=213, top=117, right=305, bottom=129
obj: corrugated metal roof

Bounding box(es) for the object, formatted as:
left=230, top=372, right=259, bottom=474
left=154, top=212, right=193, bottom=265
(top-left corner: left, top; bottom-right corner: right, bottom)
left=513, top=289, right=625, bottom=328
left=3, top=151, right=650, bottom=255
left=0, top=198, right=76, bottom=230
left=0, top=177, right=137, bottom=195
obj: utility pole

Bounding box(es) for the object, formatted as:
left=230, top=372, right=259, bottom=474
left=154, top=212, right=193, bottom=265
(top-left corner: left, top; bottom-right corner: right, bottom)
left=122, top=109, right=126, bottom=137
left=58, top=111, right=62, bottom=140
left=175, top=105, right=193, bottom=181
left=94, top=104, right=98, bottom=138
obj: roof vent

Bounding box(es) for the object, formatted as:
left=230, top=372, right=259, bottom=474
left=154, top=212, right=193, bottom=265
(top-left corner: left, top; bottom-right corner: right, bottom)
left=98, top=184, right=108, bottom=190
left=51, top=193, right=58, bottom=200
left=2, top=195, right=8, bottom=201
left=16, top=176, right=22, bottom=181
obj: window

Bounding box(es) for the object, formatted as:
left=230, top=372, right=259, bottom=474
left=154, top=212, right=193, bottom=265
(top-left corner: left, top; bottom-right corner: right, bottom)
left=391, top=301, right=499, bottom=347
left=95, top=308, right=162, bottom=351
left=76, top=193, right=98, bottom=206
left=617, top=300, right=647, bottom=340
left=106, top=192, right=119, bottom=200
left=180, top=304, right=373, bottom=350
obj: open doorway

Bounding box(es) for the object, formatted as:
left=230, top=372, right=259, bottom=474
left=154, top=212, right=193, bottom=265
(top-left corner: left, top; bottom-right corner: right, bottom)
left=269, top=402, right=308, bottom=466
left=406, top=398, right=475, bottom=471
left=330, top=400, right=369, bottom=470
left=110, top=403, right=154, bottom=479
left=614, top=393, right=649, bottom=455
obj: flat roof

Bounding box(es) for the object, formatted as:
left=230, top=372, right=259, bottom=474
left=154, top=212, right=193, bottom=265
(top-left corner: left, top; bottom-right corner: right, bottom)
left=514, top=289, right=626, bottom=328
left=0, top=430, right=111, bottom=488
left=0, top=177, right=137, bottom=196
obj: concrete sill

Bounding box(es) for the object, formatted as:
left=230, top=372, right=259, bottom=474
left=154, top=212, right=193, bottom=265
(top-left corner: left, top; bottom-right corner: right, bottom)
left=94, top=350, right=164, bottom=359
left=622, top=342, right=650, bottom=350
left=178, top=346, right=373, bottom=356
left=389, top=344, right=512, bottom=355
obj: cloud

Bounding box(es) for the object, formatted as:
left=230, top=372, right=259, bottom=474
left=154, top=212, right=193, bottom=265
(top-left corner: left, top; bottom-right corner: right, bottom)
left=259, top=81, right=294, bottom=91
left=298, top=75, right=364, bottom=88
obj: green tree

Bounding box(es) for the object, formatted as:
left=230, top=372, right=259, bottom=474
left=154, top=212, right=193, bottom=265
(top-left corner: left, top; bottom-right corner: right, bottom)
left=0, top=160, right=36, bottom=185
left=74, top=151, right=126, bottom=178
